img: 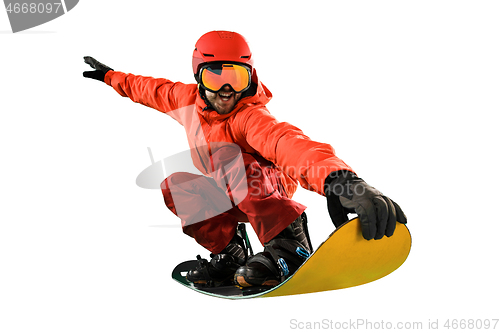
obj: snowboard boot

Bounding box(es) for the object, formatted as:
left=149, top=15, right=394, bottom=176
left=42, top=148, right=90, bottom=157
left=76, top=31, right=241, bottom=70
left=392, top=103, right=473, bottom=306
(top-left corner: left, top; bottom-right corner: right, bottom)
left=186, top=223, right=253, bottom=287
left=234, top=212, right=313, bottom=288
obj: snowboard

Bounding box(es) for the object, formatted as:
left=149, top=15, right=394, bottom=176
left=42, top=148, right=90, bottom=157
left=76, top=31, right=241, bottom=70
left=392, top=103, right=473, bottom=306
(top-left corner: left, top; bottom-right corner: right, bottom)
left=171, top=217, right=411, bottom=299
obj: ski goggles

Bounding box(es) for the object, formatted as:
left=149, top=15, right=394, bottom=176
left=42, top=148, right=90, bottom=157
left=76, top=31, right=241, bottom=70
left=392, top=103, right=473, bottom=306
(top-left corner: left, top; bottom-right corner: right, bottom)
left=199, top=63, right=251, bottom=93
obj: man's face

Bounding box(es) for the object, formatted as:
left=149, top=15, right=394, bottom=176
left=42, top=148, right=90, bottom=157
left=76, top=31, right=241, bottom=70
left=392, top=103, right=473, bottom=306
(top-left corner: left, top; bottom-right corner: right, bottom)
left=205, top=85, right=242, bottom=115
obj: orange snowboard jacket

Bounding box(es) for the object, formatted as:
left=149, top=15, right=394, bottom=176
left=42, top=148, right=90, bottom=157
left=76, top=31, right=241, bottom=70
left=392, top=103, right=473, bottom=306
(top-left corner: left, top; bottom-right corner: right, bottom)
left=104, top=71, right=353, bottom=197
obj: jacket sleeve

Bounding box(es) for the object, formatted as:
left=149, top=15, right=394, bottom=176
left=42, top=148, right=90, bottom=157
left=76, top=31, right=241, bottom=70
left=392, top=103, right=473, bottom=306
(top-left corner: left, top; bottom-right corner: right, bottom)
left=104, top=70, right=196, bottom=115
left=239, top=107, right=354, bottom=196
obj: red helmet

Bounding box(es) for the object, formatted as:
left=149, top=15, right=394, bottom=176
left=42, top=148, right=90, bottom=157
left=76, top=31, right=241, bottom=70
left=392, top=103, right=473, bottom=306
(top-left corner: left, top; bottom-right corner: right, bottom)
left=192, top=31, right=256, bottom=82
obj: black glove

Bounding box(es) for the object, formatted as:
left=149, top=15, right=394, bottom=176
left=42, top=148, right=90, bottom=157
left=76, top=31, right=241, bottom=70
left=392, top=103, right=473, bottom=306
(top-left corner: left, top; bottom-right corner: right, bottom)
left=325, top=171, right=407, bottom=240
left=83, top=56, right=113, bottom=82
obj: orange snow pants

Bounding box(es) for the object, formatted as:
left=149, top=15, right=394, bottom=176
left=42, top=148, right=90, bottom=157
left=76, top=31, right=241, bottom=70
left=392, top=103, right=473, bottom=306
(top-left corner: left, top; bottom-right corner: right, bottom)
left=160, top=146, right=306, bottom=254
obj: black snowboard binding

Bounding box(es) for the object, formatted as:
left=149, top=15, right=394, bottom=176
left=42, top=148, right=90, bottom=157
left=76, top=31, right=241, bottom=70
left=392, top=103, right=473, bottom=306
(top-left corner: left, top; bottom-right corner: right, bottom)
left=234, top=212, right=313, bottom=288
left=186, top=223, right=253, bottom=287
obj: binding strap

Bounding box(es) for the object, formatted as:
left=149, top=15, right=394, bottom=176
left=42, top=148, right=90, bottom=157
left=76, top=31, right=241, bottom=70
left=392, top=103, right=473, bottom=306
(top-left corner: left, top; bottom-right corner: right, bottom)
left=263, top=239, right=311, bottom=282
left=194, top=255, right=214, bottom=287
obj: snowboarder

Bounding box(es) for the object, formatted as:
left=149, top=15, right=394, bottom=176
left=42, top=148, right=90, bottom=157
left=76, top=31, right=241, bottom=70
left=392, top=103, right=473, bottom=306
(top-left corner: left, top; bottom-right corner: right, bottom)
left=83, top=30, right=407, bottom=288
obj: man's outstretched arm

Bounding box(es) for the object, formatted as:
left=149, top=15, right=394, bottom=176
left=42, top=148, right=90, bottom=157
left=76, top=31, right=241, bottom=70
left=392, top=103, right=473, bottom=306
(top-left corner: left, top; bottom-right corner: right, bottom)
left=82, top=56, right=196, bottom=114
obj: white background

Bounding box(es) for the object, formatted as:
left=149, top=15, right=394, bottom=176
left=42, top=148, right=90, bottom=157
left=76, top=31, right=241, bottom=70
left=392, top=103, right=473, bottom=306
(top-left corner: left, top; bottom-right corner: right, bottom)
left=1, top=1, right=499, bottom=332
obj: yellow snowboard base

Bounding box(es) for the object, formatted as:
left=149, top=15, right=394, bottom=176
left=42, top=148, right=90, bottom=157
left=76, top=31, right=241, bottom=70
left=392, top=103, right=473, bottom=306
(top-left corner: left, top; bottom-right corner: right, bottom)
left=172, top=217, right=411, bottom=299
